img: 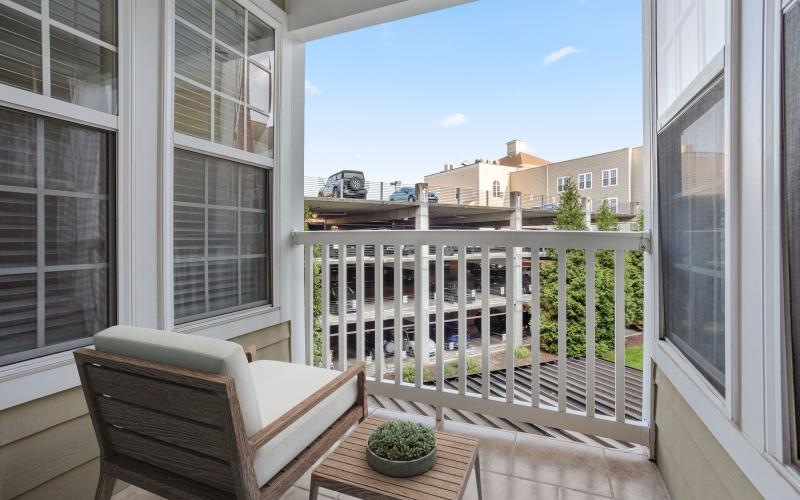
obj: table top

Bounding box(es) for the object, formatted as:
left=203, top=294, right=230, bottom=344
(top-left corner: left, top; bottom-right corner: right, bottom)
left=311, top=417, right=480, bottom=500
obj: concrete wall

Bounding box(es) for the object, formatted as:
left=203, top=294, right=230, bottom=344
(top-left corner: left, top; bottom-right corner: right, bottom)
left=654, top=367, right=762, bottom=500
left=0, top=324, right=292, bottom=500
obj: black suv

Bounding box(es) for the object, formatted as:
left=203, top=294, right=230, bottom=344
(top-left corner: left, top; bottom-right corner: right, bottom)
left=318, top=170, right=368, bottom=199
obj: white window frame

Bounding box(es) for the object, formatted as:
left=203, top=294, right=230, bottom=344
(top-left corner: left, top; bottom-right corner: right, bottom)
left=0, top=0, right=129, bottom=409
left=604, top=197, right=618, bottom=213
left=602, top=168, right=618, bottom=187
left=162, top=0, right=285, bottom=336
left=578, top=172, right=592, bottom=190
left=556, top=176, right=568, bottom=193
left=492, top=180, right=501, bottom=198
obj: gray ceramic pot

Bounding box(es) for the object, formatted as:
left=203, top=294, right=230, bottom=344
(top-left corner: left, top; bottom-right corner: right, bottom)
left=365, top=446, right=437, bottom=477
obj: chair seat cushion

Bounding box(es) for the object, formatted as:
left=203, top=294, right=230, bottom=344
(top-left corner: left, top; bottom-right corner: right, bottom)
left=249, top=360, right=358, bottom=487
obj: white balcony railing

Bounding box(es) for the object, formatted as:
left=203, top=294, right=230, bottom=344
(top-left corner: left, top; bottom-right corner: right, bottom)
left=292, top=229, right=649, bottom=444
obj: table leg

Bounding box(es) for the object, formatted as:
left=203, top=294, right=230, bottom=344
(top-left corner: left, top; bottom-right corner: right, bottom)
left=309, top=475, right=319, bottom=500
left=475, top=452, right=482, bottom=500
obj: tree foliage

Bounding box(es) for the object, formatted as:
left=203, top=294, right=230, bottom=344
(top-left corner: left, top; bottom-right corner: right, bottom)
left=305, top=203, right=323, bottom=366
left=554, top=178, right=587, bottom=230
left=595, top=200, right=618, bottom=231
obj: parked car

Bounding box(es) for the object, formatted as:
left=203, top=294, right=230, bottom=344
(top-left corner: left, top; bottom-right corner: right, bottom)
left=329, top=285, right=356, bottom=314
left=443, top=322, right=472, bottom=350
left=318, top=170, right=367, bottom=199
left=404, top=337, right=437, bottom=358
left=364, top=334, right=393, bottom=359
left=387, top=186, right=439, bottom=203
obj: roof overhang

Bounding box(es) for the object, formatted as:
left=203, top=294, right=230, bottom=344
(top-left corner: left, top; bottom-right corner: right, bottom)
left=286, top=0, right=476, bottom=41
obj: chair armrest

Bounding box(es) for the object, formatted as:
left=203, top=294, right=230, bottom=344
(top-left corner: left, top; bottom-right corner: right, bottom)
left=247, top=361, right=366, bottom=452
left=243, top=345, right=257, bottom=363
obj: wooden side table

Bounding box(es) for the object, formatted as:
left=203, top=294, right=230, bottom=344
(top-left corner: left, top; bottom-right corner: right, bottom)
left=310, top=417, right=482, bottom=499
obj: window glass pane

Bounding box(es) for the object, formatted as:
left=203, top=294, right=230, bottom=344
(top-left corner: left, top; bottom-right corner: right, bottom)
left=173, top=150, right=270, bottom=323
left=175, top=78, right=211, bottom=139
left=248, top=15, right=274, bottom=69
left=246, top=108, right=273, bottom=157
left=241, top=211, right=265, bottom=255
left=0, top=192, right=36, bottom=268
left=0, top=274, right=37, bottom=357
left=10, top=0, right=40, bottom=12
left=208, top=158, right=237, bottom=206
left=0, top=4, right=43, bottom=93
left=50, top=27, right=117, bottom=114
left=658, top=78, right=725, bottom=393
left=208, top=259, right=238, bottom=310
left=45, top=268, right=108, bottom=345
left=0, top=109, right=114, bottom=366
left=241, top=257, right=266, bottom=304
left=214, top=95, right=244, bottom=149
left=45, top=118, right=108, bottom=193
left=175, top=0, right=212, bottom=34
left=173, top=205, right=204, bottom=260
left=783, top=2, right=800, bottom=460
left=49, top=0, right=117, bottom=45
left=174, top=149, right=205, bottom=203
left=214, top=44, right=244, bottom=100
left=175, top=20, right=211, bottom=86
left=247, top=62, right=271, bottom=113
left=215, top=0, right=245, bottom=53
left=208, top=209, right=237, bottom=256
left=45, top=196, right=107, bottom=265
left=0, top=108, right=37, bottom=187
left=174, top=261, right=205, bottom=319
left=241, top=165, right=265, bottom=209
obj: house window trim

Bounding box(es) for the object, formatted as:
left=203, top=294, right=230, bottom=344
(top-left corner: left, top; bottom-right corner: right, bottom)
left=578, top=172, right=592, bottom=190
left=602, top=168, right=618, bottom=187
left=161, top=0, right=285, bottom=332
left=492, top=180, right=501, bottom=198
left=604, top=197, right=618, bottom=213
left=556, top=176, right=568, bottom=193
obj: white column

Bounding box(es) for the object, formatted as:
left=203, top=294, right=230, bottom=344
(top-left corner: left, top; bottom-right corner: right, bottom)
left=509, top=192, right=523, bottom=346
left=415, top=183, right=431, bottom=366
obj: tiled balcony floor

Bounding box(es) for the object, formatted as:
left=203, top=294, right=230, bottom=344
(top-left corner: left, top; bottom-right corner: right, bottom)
left=112, top=408, right=669, bottom=500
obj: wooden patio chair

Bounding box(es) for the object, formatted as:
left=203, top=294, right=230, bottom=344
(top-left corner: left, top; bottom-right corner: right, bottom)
left=74, top=326, right=366, bottom=499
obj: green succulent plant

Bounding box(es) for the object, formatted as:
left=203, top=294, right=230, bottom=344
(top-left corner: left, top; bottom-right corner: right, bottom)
left=367, top=421, right=436, bottom=461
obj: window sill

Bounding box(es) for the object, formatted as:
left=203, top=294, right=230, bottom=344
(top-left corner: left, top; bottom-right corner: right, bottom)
left=174, top=304, right=282, bottom=340
left=0, top=349, right=85, bottom=411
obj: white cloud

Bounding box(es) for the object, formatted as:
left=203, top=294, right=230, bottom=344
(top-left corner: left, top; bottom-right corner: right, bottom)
left=435, top=112, right=468, bottom=128
left=542, top=46, right=583, bottom=66
left=305, top=80, right=320, bottom=95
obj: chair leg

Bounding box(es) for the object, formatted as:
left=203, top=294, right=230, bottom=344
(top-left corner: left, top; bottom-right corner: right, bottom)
left=95, top=471, right=116, bottom=500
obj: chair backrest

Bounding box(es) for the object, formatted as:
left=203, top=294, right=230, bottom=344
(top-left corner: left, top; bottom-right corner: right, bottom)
left=75, top=337, right=259, bottom=496
left=93, top=326, right=261, bottom=435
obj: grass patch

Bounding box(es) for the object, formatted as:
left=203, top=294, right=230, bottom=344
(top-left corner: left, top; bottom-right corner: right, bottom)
left=602, top=346, right=644, bottom=370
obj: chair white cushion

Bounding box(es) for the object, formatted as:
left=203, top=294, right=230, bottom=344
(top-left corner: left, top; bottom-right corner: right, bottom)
left=249, top=360, right=358, bottom=487
left=93, top=326, right=262, bottom=436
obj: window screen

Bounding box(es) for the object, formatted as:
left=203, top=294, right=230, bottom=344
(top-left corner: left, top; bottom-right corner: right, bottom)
left=658, top=78, right=726, bottom=394
left=782, top=1, right=800, bottom=459
left=0, top=107, right=116, bottom=366
left=173, top=149, right=271, bottom=323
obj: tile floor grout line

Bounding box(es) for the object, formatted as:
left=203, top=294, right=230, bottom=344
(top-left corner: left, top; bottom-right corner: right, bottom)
left=601, top=447, right=618, bottom=499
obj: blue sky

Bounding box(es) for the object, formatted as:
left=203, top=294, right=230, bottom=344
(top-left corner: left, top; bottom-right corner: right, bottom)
left=304, top=0, right=642, bottom=183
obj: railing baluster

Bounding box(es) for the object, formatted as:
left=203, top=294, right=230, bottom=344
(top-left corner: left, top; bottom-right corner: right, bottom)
left=505, top=247, right=515, bottom=403
left=356, top=244, right=365, bottom=363
left=480, top=247, right=490, bottom=399
left=557, top=247, right=567, bottom=412
left=321, top=244, right=330, bottom=369
left=615, top=250, right=626, bottom=422
left=414, top=242, right=429, bottom=389
left=435, top=246, right=445, bottom=406
left=586, top=249, right=596, bottom=417
left=375, top=244, right=384, bottom=382
left=457, top=245, right=467, bottom=395
left=394, top=246, right=403, bottom=385
left=338, top=245, right=347, bottom=370
left=531, top=246, right=540, bottom=408
left=304, top=244, right=313, bottom=366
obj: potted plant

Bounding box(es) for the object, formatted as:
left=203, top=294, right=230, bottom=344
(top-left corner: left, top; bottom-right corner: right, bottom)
left=366, top=420, right=437, bottom=477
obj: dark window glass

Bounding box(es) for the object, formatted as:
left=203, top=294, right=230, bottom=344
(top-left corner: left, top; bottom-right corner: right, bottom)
left=658, top=78, right=726, bottom=393
left=782, top=2, right=800, bottom=459
left=0, top=107, right=115, bottom=366
left=173, top=149, right=271, bottom=323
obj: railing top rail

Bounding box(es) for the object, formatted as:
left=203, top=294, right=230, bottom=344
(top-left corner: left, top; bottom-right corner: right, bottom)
left=291, top=229, right=646, bottom=251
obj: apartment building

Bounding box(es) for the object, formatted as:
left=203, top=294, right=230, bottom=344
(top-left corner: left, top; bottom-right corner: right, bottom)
left=425, top=139, right=643, bottom=213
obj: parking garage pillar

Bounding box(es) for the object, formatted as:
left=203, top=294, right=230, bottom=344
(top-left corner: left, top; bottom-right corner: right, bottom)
left=510, top=192, right=523, bottom=346
left=415, top=183, right=432, bottom=369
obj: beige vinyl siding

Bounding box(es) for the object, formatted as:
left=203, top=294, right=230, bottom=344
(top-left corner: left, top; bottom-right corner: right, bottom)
left=544, top=148, right=634, bottom=209
left=508, top=166, right=548, bottom=207
left=654, top=367, right=761, bottom=500
left=630, top=146, right=644, bottom=209
left=0, top=322, right=292, bottom=499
